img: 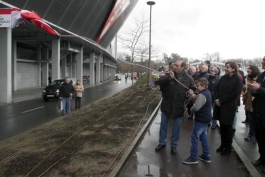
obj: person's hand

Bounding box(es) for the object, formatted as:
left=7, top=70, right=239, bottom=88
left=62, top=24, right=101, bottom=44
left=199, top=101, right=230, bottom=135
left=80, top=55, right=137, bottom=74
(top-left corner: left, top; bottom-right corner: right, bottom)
left=70, top=93, right=73, bottom=97
left=247, top=82, right=260, bottom=91
left=215, top=99, right=220, bottom=106
left=59, top=97, right=62, bottom=100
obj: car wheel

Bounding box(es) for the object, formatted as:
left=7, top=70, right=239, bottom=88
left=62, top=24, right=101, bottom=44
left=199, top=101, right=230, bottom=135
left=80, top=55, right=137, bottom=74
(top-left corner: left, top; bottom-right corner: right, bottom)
left=43, top=96, right=49, bottom=101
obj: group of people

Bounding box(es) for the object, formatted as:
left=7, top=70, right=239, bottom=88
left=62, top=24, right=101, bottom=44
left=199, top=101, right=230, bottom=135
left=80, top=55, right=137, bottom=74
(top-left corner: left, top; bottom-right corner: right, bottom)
left=154, top=57, right=265, bottom=172
left=58, top=77, right=84, bottom=115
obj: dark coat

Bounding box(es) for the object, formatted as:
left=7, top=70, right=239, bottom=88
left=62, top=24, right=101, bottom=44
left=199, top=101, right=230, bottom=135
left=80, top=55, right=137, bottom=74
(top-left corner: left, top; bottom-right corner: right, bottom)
left=191, top=72, right=199, bottom=81
left=208, top=75, right=220, bottom=103
left=251, top=72, right=265, bottom=130
left=59, top=82, right=74, bottom=98
left=199, top=72, right=210, bottom=79
left=155, top=71, right=196, bottom=118
left=213, top=73, right=243, bottom=125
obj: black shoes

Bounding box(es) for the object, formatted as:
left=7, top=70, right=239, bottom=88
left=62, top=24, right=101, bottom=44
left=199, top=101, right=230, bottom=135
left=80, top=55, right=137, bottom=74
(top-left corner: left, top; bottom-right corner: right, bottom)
left=155, top=144, right=166, bottom=152
left=155, top=144, right=177, bottom=155
left=252, top=159, right=263, bottom=167
left=220, top=148, right=231, bottom=156
left=216, top=145, right=225, bottom=152
left=171, top=147, right=177, bottom=155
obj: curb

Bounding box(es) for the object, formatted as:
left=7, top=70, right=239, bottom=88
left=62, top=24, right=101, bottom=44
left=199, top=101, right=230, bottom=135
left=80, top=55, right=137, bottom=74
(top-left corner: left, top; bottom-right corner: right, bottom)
left=232, top=139, right=262, bottom=177
left=108, top=99, right=162, bottom=177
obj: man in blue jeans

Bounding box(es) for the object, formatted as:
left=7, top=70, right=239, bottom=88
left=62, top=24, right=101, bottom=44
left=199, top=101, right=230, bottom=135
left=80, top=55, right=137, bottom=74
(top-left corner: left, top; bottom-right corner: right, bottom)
left=155, top=60, right=196, bottom=155
left=59, top=77, right=74, bottom=115
left=183, top=78, right=212, bottom=164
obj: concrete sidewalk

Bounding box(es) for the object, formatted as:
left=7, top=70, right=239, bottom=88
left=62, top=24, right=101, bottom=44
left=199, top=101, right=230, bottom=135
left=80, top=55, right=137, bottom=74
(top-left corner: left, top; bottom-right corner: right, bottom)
left=118, top=105, right=264, bottom=177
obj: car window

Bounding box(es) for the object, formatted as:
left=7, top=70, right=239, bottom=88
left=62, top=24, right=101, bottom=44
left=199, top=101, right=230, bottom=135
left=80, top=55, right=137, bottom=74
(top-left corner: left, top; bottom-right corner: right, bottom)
left=50, top=80, right=63, bottom=86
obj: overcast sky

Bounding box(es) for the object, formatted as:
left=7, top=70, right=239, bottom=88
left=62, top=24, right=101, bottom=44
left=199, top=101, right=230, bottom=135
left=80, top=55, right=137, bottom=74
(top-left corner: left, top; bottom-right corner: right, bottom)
left=119, top=0, right=265, bottom=60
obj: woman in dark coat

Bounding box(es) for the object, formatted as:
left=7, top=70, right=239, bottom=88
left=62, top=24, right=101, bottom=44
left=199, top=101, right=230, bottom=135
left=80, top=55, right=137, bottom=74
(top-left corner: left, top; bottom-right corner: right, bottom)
left=214, top=61, right=243, bottom=155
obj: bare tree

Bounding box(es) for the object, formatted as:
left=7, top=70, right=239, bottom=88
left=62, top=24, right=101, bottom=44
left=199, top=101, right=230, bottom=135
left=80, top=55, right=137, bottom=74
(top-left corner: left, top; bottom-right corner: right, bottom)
left=118, top=12, right=149, bottom=86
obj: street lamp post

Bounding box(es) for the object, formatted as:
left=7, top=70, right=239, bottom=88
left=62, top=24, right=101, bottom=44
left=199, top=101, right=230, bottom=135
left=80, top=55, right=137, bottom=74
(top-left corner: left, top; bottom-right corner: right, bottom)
left=147, top=1, right=155, bottom=87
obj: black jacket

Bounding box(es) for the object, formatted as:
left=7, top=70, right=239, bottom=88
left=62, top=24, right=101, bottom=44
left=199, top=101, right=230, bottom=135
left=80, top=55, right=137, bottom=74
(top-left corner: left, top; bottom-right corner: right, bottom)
left=208, top=75, right=220, bottom=103
left=155, top=71, right=196, bottom=118
left=251, top=72, right=265, bottom=130
left=59, top=83, right=74, bottom=98
left=199, top=72, right=210, bottom=79
left=191, top=72, right=199, bottom=81
left=213, top=73, right=243, bottom=125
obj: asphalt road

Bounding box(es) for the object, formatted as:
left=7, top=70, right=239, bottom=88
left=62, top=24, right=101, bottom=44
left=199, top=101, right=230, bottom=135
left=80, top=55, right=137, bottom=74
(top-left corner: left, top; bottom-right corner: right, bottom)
left=0, top=79, right=131, bottom=141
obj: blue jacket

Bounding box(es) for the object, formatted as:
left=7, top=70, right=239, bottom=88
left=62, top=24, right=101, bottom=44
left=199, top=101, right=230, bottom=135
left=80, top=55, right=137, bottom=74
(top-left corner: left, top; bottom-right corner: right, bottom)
left=191, top=89, right=212, bottom=123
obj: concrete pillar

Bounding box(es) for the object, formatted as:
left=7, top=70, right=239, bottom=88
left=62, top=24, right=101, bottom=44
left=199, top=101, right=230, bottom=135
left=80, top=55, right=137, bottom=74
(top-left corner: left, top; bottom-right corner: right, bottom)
left=0, top=28, right=12, bottom=103
left=13, top=40, right=17, bottom=91
left=42, top=63, right=49, bottom=86
left=100, top=64, right=103, bottom=82
left=76, top=46, right=83, bottom=80
left=61, top=57, right=66, bottom=78
left=72, top=64, right=76, bottom=78
left=96, top=54, right=101, bottom=84
left=69, top=55, right=72, bottom=77
left=38, top=46, right=42, bottom=87
left=89, top=52, right=95, bottom=85
left=52, top=39, right=60, bottom=80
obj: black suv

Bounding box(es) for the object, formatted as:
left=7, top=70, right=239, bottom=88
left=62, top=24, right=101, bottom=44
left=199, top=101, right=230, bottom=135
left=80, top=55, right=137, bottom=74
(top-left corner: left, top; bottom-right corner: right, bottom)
left=42, top=79, right=73, bottom=101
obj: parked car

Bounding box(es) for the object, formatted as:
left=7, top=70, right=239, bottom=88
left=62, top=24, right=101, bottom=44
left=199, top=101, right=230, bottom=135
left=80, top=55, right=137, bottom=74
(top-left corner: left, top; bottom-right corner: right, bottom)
left=42, top=78, right=75, bottom=101
left=114, top=74, right=121, bottom=81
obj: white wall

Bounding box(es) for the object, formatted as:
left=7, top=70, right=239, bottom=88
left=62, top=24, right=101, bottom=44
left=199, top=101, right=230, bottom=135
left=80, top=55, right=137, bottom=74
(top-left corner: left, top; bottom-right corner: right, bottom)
left=17, top=62, right=39, bottom=89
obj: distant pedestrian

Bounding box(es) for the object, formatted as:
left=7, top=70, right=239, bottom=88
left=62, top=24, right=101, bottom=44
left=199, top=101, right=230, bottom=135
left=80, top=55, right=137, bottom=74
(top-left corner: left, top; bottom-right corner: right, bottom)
left=59, top=77, right=75, bottom=115
left=48, top=76, right=52, bottom=85
left=125, top=73, right=128, bottom=83
left=74, top=79, right=84, bottom=110
left=183, top=78, right=212, bottom=164
left=214, top=61, right=243, bottom=155
left=155, top=60, right=196, bottom=155
left=248, top=56, right=265, bottom=173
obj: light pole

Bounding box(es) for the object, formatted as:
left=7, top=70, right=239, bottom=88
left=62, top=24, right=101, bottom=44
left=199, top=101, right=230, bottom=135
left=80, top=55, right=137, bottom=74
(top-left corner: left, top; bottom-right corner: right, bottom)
left=147, top=1, right=155, bottom=87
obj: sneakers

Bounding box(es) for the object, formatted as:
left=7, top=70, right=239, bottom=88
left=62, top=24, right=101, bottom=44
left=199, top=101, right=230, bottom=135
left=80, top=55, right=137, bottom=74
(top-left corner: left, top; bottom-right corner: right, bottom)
left=198, top=155, right=211, bottom=163
left=183, top=157, right=198, bottom=164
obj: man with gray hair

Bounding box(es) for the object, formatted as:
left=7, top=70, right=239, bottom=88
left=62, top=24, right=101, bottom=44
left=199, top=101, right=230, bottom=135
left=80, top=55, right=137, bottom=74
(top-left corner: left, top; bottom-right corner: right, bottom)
left=199, top=64, right=210, bottom=79
left=188, top=66, right=199, bottom=81
left=59, top=77, right=75, bottom=115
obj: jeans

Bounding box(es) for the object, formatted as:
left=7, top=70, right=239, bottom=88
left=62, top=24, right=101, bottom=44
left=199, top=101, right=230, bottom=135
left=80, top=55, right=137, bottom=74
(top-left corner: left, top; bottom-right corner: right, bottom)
left=190, top=121, right=210, bottom=159
left=159, top=112, right=183, bottom=148
left=211, top=102, right=218, bottom=126
left=62, top=97, right=71, bottom=114
left=246, top=111, right=256, bottom=139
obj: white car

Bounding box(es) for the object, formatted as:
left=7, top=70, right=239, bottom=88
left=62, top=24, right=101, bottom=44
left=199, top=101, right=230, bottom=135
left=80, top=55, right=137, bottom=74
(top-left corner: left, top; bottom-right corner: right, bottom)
left=114, top=74, right=121, bottom=80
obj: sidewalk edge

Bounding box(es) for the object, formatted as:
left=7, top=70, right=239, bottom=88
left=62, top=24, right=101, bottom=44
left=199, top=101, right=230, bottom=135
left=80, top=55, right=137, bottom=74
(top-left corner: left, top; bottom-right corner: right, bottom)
left=108, top=99, right=162, bottom=177
left=232, top=139, right=262, bottom=177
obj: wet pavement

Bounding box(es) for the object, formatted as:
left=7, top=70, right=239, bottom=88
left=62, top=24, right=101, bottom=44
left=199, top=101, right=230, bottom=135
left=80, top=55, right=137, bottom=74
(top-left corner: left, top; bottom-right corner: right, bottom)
left=119, top=105, right=265, bottom=177
left=1, top=79, right=265, bottom=177
left=0, top=79, right=131, bottom=141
